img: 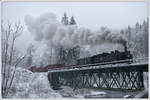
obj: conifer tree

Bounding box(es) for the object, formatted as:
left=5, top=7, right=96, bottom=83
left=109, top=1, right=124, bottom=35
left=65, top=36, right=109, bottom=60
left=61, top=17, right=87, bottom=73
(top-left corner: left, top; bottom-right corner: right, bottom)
left=127, top=25, right=132, bottom=48
left=69, top=16, right=76, bottom=25
left=61, top=13, right=69, bottom=25
left=120, top=29, right=124, bottom=35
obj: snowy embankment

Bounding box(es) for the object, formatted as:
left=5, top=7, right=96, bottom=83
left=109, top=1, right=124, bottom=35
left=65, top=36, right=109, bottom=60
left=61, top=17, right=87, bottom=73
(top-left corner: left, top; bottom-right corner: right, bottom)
left=55, top=86, right=108, bottom=98
left=6, top=67, right=148, bottom=98
left=6, top=67, right=62, bottom=98
left=143, top=72, right=148, bottom=90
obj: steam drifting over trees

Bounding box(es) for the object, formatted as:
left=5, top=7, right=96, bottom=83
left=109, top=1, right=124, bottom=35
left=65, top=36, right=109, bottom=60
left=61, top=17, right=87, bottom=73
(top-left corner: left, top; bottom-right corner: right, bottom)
left=25, top=12, right=132, bottom=64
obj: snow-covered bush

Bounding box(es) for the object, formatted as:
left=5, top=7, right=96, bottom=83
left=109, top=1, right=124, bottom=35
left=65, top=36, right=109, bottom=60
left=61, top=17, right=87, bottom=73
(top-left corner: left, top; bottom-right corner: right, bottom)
left=6, top=67, right=62, bottom=98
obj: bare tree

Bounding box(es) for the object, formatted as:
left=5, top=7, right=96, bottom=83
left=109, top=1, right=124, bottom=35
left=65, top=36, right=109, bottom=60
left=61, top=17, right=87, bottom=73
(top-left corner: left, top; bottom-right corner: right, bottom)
left=2, top=22, right=24, bottom=97
left=9, top=22, right=23, bottom=65
left=2, top=22, right=12, bottom=97
left=8, top=55, right=26, bottom=89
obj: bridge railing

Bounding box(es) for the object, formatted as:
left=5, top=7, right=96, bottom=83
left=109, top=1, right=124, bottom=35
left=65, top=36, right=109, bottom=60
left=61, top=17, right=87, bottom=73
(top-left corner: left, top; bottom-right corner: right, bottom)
left=132, top=57, right=148, bottom=64
left=48, top=57, right=148, bottom=72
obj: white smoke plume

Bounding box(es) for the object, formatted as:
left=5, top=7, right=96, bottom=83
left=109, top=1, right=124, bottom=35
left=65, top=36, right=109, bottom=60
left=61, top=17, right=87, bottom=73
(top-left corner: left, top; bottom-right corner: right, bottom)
left=25, top=12, right=127, bottom=50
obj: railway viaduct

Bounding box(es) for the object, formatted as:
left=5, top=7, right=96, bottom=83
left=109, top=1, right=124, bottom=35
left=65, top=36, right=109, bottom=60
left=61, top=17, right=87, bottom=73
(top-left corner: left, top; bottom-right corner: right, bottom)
left=48, top=58, right=148, bottom=91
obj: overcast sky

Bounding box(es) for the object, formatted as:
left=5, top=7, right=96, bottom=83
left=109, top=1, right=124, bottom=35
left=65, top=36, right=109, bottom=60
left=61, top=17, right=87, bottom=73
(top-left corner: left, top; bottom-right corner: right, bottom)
left=2, top=1, right=149, bottom=52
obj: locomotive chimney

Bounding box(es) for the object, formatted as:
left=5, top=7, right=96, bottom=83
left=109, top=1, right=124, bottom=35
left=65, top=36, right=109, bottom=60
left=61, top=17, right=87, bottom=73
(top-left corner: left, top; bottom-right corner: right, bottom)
left=124, top=42, right=127, bottom=52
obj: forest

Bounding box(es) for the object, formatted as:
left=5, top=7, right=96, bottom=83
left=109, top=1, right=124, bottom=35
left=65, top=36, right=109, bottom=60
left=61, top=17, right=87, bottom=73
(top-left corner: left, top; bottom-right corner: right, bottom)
left=2, top=12, right=148, bottom=97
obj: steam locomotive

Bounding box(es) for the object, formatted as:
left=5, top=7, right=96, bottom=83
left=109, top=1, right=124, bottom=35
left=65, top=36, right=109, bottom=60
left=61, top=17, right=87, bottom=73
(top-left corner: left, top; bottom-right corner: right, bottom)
left=77, top=45, right=133, bottom=65
left=29, top=44, right=133, bottom=72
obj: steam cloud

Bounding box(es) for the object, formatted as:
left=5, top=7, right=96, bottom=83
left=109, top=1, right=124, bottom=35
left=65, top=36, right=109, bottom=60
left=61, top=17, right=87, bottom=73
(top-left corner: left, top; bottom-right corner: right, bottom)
left=25, top=13, right=127, bottom=49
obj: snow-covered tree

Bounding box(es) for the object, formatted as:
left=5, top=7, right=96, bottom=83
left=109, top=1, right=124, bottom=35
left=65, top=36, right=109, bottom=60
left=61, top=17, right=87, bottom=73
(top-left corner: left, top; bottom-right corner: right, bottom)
left=120, top=29, right=124, bottom=35
left=127, top=25, right=132, bottom=48
left=135, top=22, right=141, bottom=33
left=123, top=20, right=148, bottom=57
left=69, top=16, right=76, bottom=25
left=61, top=13, right=69, bottom=25
left=2, top=22, right=25, bottom=97
left=26, top=44, right=35, bottom=67
left=56, top=46, right=80, bottom=66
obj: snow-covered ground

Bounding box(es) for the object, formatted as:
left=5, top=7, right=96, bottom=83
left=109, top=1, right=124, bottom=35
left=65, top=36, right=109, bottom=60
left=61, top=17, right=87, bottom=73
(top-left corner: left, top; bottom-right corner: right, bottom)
left=5, top=67, right=109, bottom=98
left=55, top=86, right=91, bottom=98
left=6, top=67, right=62, bottom=98
left=5, top=67, right=148, bottom=98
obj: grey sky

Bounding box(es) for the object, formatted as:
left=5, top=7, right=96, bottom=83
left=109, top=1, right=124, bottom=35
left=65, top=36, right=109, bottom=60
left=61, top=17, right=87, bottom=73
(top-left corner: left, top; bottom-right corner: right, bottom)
left=2, top=1, right=148, bottom=52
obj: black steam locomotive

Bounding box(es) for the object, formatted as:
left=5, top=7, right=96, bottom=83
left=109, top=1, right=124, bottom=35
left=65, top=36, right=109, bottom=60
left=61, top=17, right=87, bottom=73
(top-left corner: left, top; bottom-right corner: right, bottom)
left=77, top=45, right=133, bottom=65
